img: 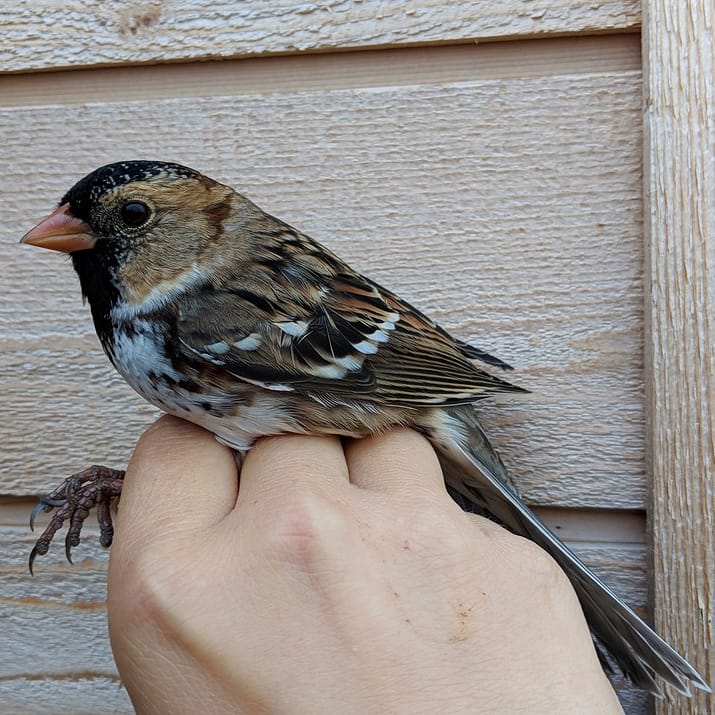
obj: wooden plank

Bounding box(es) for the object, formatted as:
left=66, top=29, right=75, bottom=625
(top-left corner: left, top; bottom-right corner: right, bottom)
left=1, top=0, right=640, bottom=73
left=642, top=0, right=715, bottom=711
left=0, top=525, right=130, bottom=714
left=537, top=506, right=645, bottom=545
left=0, top=519, right=650, bottom=714
left=0, top=679, right=130, bottom=715
left=0, top=34, right=641, bottom=108
left=1, top=71, right=644, bottom=508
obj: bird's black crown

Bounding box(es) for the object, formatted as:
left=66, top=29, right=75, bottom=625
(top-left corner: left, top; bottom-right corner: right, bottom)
left=60, top=160, right=200, bottom=221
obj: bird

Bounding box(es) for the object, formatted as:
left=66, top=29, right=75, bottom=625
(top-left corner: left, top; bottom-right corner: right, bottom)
left=21, top=160, right=708, bottom=697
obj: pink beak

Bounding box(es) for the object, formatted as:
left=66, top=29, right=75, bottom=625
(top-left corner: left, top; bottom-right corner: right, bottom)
left=21, top=204, right=97, bottom=253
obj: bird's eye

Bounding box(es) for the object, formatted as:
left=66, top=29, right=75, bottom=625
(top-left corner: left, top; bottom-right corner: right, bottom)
left=120, top=201, right=151, bottom=227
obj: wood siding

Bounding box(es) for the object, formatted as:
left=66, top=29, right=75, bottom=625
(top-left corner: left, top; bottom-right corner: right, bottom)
left=1, top=2, right=710, bottom=713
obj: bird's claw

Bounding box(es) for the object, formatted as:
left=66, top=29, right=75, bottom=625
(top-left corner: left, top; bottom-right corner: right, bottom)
left=28, top=466, right=125, bottom=574
left=29, top=499, right=63, bottom=531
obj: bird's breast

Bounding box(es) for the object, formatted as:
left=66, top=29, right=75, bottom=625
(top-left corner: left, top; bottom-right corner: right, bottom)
left=106, top=317, right=190, bottom=409
left=105, top=315, right=301, bottom=451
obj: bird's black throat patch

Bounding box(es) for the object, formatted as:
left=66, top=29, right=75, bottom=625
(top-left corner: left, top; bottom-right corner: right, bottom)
left=70, top=248, right=121, bottom=350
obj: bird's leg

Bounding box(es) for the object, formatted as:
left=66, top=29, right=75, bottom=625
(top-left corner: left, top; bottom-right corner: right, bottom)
left=29, top=466, right=125, bottom=574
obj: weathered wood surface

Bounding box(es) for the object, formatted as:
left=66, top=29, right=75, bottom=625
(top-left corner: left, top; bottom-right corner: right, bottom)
left=0, top=521, right=130, bottom=715
left=1, top=70, right=644, bottom=509
left=0, top=6, right=664, bottom=711
left=0, top=508, right=650, bottom=714
left=2, top=0, right=640, bottom=73
left=0, top=35, right=640, bottom=108
left=643, top=0, right=715, bottom=711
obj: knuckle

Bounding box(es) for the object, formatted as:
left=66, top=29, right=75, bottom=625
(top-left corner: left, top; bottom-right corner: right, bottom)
left=108, top=542, right=183, bottom=641
left=260, top=487, right=352, bottom=571
left=400, top=504, right=473, bottom=566
left=499, top=533, right=572, bottom=591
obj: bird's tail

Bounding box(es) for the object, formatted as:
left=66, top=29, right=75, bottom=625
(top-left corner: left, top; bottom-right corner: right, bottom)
left=423, top=404, right=709, bottom=697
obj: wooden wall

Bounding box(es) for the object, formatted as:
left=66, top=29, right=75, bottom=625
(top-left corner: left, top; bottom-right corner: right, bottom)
left=0, top=2, right=710, bottom=714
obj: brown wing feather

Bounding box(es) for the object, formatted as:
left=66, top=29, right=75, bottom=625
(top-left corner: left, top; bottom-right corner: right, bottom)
left=175, top=223, right=526, bottom=407
left=327, top=279, right=527, bottom=405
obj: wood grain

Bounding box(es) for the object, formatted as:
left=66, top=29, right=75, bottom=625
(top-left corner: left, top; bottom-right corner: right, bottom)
left=0, top=519, right=650, bottom=713
left=0, top=524, right=129, bottom=714
left=1, top=72, right=644, bottom=508
left=1, top=11, right=656, bottom=710
left=0, top=34, right=640, bottom=108
left=2, top=0, right=640, bottom=73
left=642, top=0, right=715, bottom=710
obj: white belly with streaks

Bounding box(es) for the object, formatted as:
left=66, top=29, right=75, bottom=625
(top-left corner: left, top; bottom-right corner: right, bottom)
left=109, top=318, right=298, bottom=452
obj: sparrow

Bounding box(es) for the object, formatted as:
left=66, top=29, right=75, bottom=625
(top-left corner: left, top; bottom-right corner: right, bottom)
left=21, top=160, right=708, bottom=697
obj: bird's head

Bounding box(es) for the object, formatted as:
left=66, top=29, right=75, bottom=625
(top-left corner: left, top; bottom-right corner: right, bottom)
left=21, top=161, right=237, bottom=308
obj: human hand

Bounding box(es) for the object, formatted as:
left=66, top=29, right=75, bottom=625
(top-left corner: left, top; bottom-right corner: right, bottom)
left=107, top=416, right=622, bottom=715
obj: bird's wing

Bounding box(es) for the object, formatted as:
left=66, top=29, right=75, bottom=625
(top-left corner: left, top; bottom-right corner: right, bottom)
left=175, top=255, right=526, bottom=407
left=452, top=337, right=515, bottom=371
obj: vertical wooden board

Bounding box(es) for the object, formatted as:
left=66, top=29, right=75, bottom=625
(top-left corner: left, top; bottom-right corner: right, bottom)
left=643, top=0, right=715, bottom=710
left=1, top=73, right=645, bottom=508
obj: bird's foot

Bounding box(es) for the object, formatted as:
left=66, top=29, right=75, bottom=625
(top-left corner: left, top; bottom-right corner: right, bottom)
left=29, top=466, right=125, bottom=574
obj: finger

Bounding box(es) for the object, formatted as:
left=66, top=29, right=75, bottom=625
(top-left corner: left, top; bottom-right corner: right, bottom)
left=237, top=434, right=349, bottom=506
left=344, top=428, right=446, bottom=494
left=116, top=415, right=238, bottom=546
